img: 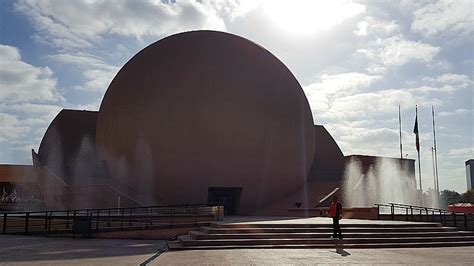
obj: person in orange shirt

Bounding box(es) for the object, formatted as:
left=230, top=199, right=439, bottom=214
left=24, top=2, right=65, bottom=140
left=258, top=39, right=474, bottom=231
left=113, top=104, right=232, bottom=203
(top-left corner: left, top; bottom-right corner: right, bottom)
left=327, top=195, right=343, bottom=240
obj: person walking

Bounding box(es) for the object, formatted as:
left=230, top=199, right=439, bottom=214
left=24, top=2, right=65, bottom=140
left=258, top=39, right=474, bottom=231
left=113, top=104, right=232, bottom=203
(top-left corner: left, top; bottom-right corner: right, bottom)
left=328, top=195, right=343, bottom=240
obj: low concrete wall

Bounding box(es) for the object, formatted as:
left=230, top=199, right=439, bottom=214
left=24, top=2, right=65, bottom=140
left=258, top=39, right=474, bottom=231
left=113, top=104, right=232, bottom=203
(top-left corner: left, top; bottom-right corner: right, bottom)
left=287, top=207, right=378, bottom=220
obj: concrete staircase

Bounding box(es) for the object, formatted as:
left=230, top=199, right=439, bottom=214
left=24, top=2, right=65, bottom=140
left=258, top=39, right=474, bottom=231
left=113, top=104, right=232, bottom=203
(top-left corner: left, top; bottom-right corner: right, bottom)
left=171, top=220, right=474, bottom=249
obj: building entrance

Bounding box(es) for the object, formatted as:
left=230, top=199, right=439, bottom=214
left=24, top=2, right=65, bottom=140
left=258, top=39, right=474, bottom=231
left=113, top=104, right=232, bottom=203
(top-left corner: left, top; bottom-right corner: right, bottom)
left=207, top=187, right=242, bottom=215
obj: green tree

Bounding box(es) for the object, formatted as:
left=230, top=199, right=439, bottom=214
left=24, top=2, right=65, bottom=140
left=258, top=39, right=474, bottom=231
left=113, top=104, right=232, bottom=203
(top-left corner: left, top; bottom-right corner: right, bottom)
left=440, top=189, right=461, bottom=208
left=461, top=189, right=474, bottom=203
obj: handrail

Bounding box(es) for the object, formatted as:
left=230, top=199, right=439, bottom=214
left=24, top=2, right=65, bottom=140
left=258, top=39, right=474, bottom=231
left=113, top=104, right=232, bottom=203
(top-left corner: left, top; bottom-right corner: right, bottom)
left=388, top=202, right=453, bottom=213
left=0, top=203, right=225, bottom=236
left=377, top=202, right=469, bottom=215
left=375, top=202, right=472, bottom=230
left=0, top=203, right=220, bottom=215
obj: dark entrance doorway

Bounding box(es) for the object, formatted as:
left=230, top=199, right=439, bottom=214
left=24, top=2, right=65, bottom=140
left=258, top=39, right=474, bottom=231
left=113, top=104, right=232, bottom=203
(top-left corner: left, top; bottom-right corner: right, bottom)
left=207, top=187, right=242, bottom=215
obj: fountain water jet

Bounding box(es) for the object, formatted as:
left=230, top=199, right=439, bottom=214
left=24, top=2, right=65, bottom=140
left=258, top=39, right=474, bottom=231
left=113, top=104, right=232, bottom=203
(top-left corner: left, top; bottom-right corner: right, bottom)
left=343, top=157, right=419, bottom=207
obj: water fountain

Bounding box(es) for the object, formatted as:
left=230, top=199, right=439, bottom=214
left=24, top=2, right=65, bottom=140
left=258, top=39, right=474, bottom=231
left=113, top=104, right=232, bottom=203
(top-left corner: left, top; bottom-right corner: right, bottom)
left=343, top=157, right=419, bottom=208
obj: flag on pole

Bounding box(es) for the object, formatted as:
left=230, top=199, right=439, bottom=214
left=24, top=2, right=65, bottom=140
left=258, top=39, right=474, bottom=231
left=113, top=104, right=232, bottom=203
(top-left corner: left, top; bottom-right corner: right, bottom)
left=414, top=107, right=420, bottom=151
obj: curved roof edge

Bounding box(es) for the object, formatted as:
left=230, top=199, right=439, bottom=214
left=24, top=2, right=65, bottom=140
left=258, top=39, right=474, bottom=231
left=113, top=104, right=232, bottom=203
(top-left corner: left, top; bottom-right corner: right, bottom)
left=37, top=109, right=102, bottom=183
left=308, top=125, right=345, bottom=181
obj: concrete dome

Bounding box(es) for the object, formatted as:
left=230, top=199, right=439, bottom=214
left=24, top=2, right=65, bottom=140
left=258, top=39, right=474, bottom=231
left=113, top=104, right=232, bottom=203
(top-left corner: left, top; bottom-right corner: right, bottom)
left=38, top=109, right=104, bottom=185
left=95, top=31, right=314, bottom=214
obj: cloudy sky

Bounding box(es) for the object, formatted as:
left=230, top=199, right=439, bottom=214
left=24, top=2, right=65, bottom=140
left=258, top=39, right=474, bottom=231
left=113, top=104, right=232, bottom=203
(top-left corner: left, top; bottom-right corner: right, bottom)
left=0, top=0, right=472, bottom=193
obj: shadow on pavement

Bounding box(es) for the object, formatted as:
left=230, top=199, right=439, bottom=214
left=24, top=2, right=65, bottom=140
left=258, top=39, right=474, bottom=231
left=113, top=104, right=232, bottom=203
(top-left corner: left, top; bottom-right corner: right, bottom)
left=336, top=248, right=351, bottom=256
left=329, top=241, right=351, bottom=257
left=0, top=235, right=166, bottom=263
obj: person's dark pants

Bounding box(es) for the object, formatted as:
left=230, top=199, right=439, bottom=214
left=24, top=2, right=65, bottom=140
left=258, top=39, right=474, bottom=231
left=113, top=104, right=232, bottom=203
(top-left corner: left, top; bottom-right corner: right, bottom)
left=332, top=217, right=343, bottom=239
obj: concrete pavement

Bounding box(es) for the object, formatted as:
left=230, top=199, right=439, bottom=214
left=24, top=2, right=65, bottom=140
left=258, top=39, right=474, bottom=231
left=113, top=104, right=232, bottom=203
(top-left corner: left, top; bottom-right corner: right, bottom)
left=154, top=247, right=474, bottom=265
left=0, top=234, right=166, bottom=265
left=1, top=234, right=473, bottom=265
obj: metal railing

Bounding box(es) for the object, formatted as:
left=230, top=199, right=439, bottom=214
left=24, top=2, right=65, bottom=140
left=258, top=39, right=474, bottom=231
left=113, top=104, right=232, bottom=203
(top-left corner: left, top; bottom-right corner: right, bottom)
left=0, top=203, right=224, bottom=237
left=375, top=202, right=473, bottom=230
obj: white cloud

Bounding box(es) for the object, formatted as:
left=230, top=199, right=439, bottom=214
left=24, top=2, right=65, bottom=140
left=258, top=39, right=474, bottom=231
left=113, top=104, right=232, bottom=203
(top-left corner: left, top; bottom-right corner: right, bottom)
left=206, top=0, right=258, bottom=20
left=0, top=103, right=62, bottom=114
left=305, top=72, right=381, bottom=96
left=446, top=147, right=474, bottom=158
left=73, top=68, right=119, bottom=92
left=15, top=0, right=227, bottom=50
left=304, top=72, right=381, bottom=115
left=50, top=53, right=120, bottom=92
left=303, top=73, right=455, bottom=122
left=50, top=53, right=108, bottom=67
left=327, top=89, right=418, bottom=119
left=438, top=108, right=471, bottom=117
left=0, top=44, right=61, bottom=102
left=354, top=17, right=400, bottom=37
left=410, top=85, right=460, bottom=94
left=411, top=0, right=474, bottom=38
left=0, top=44, right=64, bottom=161
left=423, top=73, right=472, bottom=87
left=75, top=101, right=101, bottom=111
left=408, top=73, right=473, bottom=94
left=361, top=36, right=440, bottom=66
left=324, top=122, right=413, bottom=158
left=354, top=21, right=368, bottom=36
left=0, top=113, right=30, bottom=142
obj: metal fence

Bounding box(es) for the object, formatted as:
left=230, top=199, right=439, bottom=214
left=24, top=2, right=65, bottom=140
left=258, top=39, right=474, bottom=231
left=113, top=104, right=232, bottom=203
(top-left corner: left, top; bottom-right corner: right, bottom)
left=375, top=202, right=473, bottom=230
left=0, top=203, right=224, bottom=237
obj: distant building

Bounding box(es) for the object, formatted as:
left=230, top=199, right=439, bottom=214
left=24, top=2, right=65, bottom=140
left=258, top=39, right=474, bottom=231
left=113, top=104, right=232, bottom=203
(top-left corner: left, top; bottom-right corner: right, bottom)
left=466, top=159, right=474, bottom=190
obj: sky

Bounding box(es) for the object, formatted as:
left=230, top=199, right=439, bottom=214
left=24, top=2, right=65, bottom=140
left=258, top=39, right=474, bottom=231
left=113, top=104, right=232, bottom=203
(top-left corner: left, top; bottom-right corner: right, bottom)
left=0, top=0, right=472, bottom=193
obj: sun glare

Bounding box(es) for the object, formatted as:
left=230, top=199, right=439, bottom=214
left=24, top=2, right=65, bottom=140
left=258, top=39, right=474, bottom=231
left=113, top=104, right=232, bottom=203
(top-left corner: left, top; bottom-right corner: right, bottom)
left=263, top=0, right=365, bottom=36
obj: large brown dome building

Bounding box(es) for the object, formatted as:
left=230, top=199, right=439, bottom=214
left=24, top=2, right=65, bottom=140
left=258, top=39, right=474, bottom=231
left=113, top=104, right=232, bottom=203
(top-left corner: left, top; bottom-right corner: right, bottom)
left=95, top=31, right=315, bottom=214
left=22, top=30, right=412, bottom=214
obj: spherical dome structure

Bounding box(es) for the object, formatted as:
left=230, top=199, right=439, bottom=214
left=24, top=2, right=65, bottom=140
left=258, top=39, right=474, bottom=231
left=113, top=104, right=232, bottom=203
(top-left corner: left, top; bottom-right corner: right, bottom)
left=95, top=31, right=314, bottom=214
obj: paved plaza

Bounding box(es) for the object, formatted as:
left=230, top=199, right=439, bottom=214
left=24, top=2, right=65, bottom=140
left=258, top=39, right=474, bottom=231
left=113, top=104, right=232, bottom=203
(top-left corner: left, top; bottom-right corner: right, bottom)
left=1, top=234, right=474, bottom=265
left=155, top=247, right=474, bottom=265
left=0, top=234, right=166, bottom=265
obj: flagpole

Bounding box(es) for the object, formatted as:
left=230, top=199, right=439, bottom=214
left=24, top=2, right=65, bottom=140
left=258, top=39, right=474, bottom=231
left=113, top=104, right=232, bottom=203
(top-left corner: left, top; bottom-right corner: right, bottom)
left=399, top=105, right=403, bottom=159
left=417, top=147, right=423, bottom=205
left=431, top=147, right=437, bottom=190
left=415, top=105, right=423, bottom=205
left=432, top=106, right=440, bottom=196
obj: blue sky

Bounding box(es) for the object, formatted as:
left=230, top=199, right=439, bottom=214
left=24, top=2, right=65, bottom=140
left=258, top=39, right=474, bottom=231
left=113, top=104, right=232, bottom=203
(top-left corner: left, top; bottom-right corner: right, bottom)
left=0, top=0, right=472, bottom=193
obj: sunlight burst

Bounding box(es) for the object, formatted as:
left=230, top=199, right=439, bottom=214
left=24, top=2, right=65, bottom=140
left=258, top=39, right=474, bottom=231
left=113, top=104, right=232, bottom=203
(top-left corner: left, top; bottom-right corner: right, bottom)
left=263, top=0, right=365, bottom=36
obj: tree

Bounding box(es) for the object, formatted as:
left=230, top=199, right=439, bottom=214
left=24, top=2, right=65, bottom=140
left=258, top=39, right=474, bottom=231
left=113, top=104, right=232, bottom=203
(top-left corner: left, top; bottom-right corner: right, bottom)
left=440, top=189, right=461, bottom=208
left=461, top=189, right=474, bottom=203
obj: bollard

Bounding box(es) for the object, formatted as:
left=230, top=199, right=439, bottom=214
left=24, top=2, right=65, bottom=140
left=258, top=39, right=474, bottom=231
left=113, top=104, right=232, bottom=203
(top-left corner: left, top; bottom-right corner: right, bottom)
left=66, top=211, right=70, bottom=229
left=24, top=213, right=30, bottom=234
left=464, top=213, right=468, bottom=229
left=391, top=204, right=394, bottom=221
left=96, top=210, right=100, bottom=231
left=2, top=213, right=6, bottom=234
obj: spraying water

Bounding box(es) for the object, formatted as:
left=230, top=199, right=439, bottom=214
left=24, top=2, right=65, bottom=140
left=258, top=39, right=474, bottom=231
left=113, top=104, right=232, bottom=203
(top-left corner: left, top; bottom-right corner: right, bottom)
left=343, top=157, right=419, bottom=207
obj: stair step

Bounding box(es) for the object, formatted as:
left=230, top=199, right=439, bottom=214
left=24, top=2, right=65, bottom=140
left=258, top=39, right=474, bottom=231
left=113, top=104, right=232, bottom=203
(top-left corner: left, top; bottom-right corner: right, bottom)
left=169, top=240, right=474, bottom=250
left=210, top=222, right=440, bottom=229
left=178, top=235, right=474, bottom=246
left=189, top=230, right=474, bottom=240
left=200, top=226, right=456, bottom=234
